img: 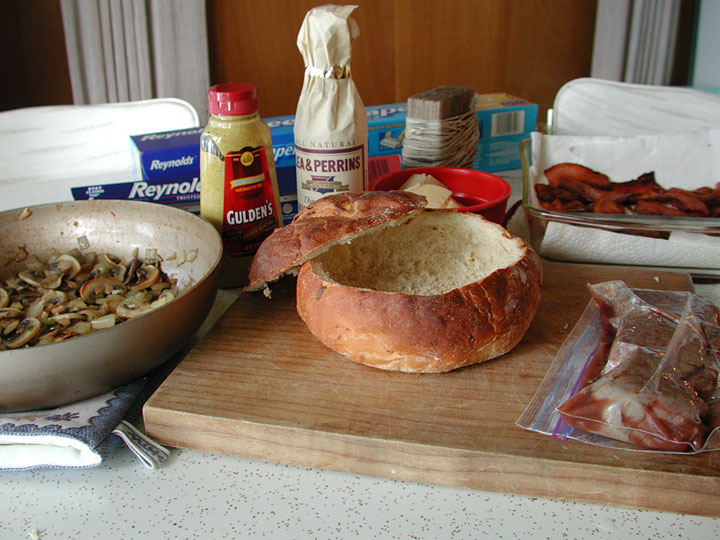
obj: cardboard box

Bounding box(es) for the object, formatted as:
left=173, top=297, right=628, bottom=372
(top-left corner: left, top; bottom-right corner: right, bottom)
left=472, top=93, right=538, bottom=171
left=71, top=176, right=201, bottom=215
left=130, top=127, right=203, bottom=180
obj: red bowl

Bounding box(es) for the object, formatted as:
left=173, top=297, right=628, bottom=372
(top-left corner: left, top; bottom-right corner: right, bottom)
left=370, top=167, right=512, bottom=224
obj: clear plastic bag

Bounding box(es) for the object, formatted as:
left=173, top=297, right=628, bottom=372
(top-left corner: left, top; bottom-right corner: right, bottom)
left=517, top=280, right=720, bottom=453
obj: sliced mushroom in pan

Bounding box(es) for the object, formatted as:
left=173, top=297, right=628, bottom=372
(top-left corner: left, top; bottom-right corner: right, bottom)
left=0, top=249, right=179, bottom=349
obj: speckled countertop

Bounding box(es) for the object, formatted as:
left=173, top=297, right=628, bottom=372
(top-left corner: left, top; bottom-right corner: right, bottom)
left=4, top=171, right=720, bottom=539
left=4, top=447, right=720, bottom=540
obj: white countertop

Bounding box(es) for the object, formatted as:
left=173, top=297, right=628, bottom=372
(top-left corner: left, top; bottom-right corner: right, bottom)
left=4, top=447, right=720, bottom=540
left=4, top=170, right=720, bottom=539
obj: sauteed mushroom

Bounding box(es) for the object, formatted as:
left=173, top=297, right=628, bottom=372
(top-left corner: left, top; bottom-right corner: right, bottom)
left=0, top=249, right=179, bottom=350
left=80, top=277, right=127, bottom=303
left=18, top=269, right=62, bottom=290
left=129, top=265, right=160, bottom=291
left=51, top=254, right=82, bottom=279
left=116, top=289, right=175, bottom=319
left=5, top=317, right=42, bottom=349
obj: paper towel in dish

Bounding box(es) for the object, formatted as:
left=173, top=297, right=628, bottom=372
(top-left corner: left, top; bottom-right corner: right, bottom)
left=530, top=129, right=720, bottom=270
left=530, top=129, right=720, bottom=200
left=541, top=223, right=720, bottom=270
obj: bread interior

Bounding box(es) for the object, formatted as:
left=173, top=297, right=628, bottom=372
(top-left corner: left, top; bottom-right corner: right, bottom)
left=313, top=211, right=522, bottom=295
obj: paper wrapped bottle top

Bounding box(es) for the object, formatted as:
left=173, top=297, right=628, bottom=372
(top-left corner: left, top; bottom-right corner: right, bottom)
left=293, top=3, right=368, bottom=209
left=297, top=4, right=359, bottom=72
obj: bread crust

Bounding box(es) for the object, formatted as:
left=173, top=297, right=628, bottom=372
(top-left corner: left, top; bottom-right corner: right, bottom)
left=296, top=235, right=543, bottom=373
left=245, top=191, right=426, bottom=291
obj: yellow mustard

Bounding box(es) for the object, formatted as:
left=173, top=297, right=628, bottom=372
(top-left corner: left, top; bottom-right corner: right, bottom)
left=200, top=82, right=282, bottom=288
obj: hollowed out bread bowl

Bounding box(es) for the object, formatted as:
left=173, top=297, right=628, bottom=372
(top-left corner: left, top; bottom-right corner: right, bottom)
left=295, top=208, right=543, bottom=373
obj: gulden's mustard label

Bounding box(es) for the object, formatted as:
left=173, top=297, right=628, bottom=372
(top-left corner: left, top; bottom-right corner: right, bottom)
left=219, top=146, right=277, bottom=256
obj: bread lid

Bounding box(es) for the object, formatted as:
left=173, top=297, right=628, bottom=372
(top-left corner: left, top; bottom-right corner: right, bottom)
left=244, top=191, right=427, bottom=293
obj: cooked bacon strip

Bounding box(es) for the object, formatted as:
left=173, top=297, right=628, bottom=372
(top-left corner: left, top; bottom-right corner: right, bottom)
left=535, top=184, right=582, bottom=205
left=536, top=163, right=720, bottom=219
left=550, top=177, right=608, bottom=204
left=661, top=188, right=710, bottom=216
left=633, top=200, right=688, bottom=216
left=594, top=192, right=631, bottom=214
left=561, top=200, right=592, bottom=212
left=545, top=163, right=611, bottom=189
left=608, top=172, right=663, bottom=198
left=691, top=186, right=719, bottom=210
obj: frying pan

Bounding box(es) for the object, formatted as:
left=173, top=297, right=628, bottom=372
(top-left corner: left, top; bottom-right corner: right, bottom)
left=0, top=200, right=223, bottom=412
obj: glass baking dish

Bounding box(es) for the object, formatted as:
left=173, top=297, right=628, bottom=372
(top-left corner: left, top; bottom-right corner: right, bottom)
left=519, top=139, right=720, bottom=278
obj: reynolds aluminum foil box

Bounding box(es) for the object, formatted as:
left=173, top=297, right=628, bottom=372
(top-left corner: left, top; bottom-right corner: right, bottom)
left=71, top=176, right=201, bottom=214
left=130, top=127, right=203, bottom=180
left=73, top=127, right=203, bottom=214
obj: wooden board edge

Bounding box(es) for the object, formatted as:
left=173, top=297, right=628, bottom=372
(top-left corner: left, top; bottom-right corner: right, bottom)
left=143, top=405, right=720, bottom=518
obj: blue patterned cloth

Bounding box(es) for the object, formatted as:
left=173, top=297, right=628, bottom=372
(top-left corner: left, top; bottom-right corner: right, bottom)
left=0, top=378, right=166, bottom=471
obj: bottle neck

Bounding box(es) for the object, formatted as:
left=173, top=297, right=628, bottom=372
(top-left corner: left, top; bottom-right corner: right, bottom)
left=209, top=110, right=258, bottom=121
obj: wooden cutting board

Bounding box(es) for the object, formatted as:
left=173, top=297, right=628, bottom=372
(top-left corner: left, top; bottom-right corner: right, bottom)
left=143, top=261, right=720, bottom=517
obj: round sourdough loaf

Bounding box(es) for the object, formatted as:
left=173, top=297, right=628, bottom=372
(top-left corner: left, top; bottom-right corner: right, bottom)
left=295, top=209, right=543, bottom=373
left=244, top=191, right=427, bottom=294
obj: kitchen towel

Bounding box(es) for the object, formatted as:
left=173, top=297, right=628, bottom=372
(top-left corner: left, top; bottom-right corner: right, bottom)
left=0, top=378, right=168, bottom=471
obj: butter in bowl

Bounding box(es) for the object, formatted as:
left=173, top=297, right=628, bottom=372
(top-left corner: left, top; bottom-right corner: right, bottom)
left=371, top=166, right=511, bottom=224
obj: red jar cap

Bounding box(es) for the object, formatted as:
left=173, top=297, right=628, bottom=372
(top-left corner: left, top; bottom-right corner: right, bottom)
left=208, top=82, right=259, bottom=116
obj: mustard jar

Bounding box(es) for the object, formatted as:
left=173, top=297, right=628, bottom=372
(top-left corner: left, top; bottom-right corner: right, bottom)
left=200, top=82, right=282, bottom=288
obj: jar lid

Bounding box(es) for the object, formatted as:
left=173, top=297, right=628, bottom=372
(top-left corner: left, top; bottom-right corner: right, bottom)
left=208, top=82, right=259, bottom=115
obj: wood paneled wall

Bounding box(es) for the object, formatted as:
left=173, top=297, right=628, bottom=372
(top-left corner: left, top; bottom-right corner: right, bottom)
left=2, top=0, right=597, bottom=120
left=206, top=0, right=598, bottom=119
left=0, top=0, right=72, bottom=111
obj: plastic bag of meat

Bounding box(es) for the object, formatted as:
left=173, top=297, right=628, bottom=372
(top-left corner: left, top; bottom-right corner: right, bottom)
left=517, top=280, right=720, bottom=453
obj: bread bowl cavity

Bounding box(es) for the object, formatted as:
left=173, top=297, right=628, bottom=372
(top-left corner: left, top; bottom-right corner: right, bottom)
left=310, top=210, right=523, bottom=294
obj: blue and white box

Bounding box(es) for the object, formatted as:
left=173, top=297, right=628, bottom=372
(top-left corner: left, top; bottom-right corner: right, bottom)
left=71, top=176, right=202, bottom=214
left=130, top=127, right=203, bottom=180
left=72, top=127, right=204, bottom=214
left=472, top=93, right=538, bottom=171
